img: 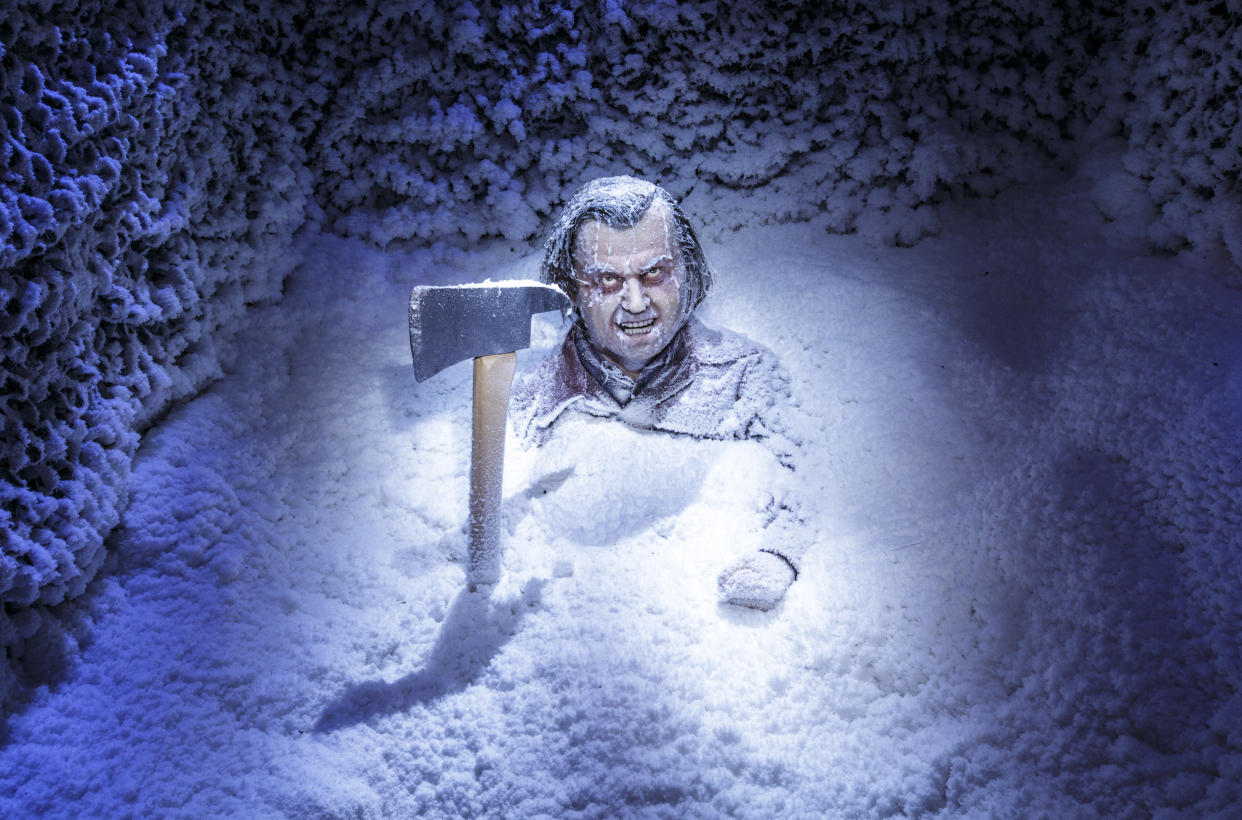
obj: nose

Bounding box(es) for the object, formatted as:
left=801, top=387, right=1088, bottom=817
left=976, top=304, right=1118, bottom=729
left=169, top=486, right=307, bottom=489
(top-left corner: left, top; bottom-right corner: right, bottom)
left=620, top=276, right=647, bottom=312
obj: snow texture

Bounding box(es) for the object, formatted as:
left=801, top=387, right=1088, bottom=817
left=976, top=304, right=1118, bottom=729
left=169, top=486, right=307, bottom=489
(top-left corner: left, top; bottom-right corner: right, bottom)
left=1, top=175, right=1239, bottom=817
left=302, top=0, right=1237, bottom=259
left=717, top=550, right=796, bottom=612
left=1, top=1, right=313, bottom=692
left=2, top=0, right=1241, bottom=790
left=316, top=0, right=1099, bottom=246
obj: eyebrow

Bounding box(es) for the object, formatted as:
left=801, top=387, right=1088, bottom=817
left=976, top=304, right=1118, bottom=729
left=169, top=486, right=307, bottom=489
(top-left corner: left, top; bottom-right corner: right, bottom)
left=580, top=255, right=672, bottom=276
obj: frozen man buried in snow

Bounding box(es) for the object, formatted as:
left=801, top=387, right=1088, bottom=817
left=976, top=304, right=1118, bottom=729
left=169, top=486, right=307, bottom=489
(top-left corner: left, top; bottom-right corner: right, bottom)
left=511, top=176, right=808, bottom=611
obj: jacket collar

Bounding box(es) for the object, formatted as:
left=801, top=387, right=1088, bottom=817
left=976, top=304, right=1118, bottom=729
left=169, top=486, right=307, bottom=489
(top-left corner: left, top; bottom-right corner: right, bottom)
left=571, top=322, right=689, bottom=406
left=520, top=317, right=710, bottom=439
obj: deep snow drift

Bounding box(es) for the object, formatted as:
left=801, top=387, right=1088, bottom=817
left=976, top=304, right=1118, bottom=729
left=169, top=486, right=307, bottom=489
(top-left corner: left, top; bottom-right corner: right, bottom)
left=7, top=0, right=1239, bottom=693
left=1, top=171, right=1239, bottom=817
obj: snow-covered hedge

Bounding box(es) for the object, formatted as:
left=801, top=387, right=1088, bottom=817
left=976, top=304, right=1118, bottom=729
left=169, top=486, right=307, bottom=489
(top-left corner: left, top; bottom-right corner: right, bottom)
left=315, top=0, right=1109, bottom=246
left=314, top=1, right=1239, bottom=262
left=1, top=1, right=311, bottom=695
left=1105, top=0, right=1241, bottom=263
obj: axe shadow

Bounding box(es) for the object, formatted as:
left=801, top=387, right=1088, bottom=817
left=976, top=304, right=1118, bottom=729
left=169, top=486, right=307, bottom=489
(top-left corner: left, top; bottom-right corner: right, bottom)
left=311, top=580, right=544, bottom=733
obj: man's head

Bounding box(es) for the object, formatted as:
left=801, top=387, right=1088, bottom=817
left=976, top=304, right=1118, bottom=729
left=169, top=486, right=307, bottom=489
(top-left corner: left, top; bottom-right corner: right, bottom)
left=541, top=176, right=714, bottom=376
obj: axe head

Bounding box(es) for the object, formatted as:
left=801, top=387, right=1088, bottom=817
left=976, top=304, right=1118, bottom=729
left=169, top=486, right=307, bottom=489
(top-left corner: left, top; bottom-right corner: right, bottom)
left=409, top=281, right=569, bottom=382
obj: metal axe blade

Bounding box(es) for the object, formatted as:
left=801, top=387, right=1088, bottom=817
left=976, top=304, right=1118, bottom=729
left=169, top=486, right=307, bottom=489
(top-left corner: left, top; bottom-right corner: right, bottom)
left=408, top=281, right=568, bottom=382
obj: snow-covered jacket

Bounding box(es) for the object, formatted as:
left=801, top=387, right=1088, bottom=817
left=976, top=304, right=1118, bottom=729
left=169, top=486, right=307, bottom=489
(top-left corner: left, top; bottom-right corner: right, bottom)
left=511, top=317, right=809, bottom=571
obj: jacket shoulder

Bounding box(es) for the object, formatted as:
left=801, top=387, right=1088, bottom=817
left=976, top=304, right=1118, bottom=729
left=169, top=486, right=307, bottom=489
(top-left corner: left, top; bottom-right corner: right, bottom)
left=686, top=320, right=788, bottom=388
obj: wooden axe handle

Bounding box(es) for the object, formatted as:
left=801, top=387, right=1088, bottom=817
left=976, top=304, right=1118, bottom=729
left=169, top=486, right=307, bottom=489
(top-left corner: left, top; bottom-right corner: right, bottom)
left=468, top=351, right=517, bottom=589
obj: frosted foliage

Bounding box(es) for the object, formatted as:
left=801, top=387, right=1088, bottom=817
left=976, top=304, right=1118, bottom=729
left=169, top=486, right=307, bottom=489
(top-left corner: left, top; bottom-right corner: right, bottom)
left=1, top=0, right=312, bottom=695
left=305, top=0, right=1240, bottom=257
left=316, top=0, right=1109, bottom=246
left=1099, top=1, right=1242, bottom=261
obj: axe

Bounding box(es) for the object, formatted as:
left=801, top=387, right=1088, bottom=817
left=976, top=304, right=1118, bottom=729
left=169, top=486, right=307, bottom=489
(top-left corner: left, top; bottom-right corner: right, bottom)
left=409, top=281, right=568, bottom=589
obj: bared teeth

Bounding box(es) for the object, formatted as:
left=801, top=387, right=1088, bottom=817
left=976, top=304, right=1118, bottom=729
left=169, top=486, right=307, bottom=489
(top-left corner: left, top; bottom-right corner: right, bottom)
left=618, top=317, right=656, bottom=334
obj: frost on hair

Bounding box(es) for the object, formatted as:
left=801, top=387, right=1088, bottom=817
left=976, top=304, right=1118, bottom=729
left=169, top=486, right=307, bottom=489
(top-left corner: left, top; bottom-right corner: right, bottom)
left=540, top=176, right=714, bottom=326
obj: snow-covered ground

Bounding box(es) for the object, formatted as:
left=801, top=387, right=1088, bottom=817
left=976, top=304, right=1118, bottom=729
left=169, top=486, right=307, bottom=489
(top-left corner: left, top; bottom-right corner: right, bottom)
left=2, top=169, right=1240, bottom=818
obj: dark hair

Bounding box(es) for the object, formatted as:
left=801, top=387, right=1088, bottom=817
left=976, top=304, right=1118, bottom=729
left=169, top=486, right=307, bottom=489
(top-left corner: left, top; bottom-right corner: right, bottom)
left=540, top=176, right=714, bottom=324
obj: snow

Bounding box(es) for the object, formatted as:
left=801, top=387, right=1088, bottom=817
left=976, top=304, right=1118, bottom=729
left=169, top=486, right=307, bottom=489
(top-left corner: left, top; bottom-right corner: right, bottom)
left=8, top=1, right=1242, bottom=692
left=0, top=3, right=313, bottom=647
left=2, top=170, right=1239, bottom=816
left=4, top=2, right=1242, bottom=811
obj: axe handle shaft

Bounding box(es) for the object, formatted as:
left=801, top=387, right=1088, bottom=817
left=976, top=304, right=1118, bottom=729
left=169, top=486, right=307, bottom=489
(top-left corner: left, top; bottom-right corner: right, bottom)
left=468, top=351, right=517, bottom=588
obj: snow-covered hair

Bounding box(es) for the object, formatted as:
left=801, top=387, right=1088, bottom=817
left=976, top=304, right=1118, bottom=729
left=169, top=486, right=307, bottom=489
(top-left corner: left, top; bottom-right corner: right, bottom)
left=541, top=176, right=714, bottom=324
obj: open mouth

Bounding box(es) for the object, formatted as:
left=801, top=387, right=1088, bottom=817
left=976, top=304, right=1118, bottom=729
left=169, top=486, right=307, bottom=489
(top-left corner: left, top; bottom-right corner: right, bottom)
left=617, top=317, right=657, bottom=335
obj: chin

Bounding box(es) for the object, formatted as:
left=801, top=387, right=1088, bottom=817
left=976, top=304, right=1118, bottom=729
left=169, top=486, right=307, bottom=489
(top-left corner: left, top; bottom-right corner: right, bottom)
left=617, top=334, right=667, bottom=368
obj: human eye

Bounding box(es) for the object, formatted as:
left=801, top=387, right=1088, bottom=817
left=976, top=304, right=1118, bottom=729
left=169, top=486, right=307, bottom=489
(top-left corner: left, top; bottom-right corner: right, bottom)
left=594, top=272, right=622, bottom=292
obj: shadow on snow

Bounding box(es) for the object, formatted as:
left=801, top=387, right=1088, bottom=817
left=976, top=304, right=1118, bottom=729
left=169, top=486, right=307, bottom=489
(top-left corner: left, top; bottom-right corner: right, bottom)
left=312, top=581, right=542, bottom=733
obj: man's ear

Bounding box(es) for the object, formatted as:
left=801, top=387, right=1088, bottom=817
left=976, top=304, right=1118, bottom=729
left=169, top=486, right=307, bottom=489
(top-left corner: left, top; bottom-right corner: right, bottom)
left=560, top=292, right=586, bottom=328
left=551, top=275, right=578, bottom=324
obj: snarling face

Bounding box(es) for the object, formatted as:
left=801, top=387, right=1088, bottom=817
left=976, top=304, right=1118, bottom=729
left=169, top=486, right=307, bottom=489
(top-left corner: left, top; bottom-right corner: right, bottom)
left=571, top=201, right=686, bottom=376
